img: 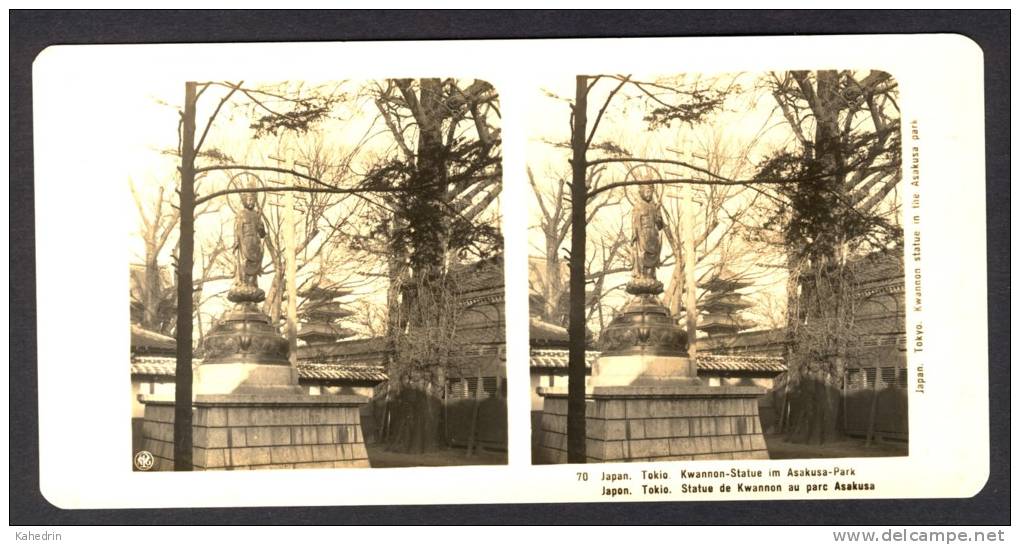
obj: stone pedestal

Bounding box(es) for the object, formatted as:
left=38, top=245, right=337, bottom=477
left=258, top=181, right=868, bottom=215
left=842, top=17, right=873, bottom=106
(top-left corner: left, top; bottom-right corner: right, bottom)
left=592, top=354, right=698, bottom=386
left=138, top=283, right=371, bottom=470
left=535, top=285, right=769, bottom=463
left=535, top=385, right=768, bottom=464
left=193, top=363, right=302, bottom=395
left=140, top=394, right=370, bottom=470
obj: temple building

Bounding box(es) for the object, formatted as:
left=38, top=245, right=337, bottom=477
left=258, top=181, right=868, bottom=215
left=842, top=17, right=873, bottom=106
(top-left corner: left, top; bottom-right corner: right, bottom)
left=700, top=250, right=908, bottom=441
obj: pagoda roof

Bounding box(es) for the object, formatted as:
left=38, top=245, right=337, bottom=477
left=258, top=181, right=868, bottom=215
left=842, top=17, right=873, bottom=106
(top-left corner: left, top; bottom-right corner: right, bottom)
left=297, top=285, right=354, bottom=300
left=701, top=292, right=755, bottom=311
left=297, top=322, right=357, bottom=343
left=302, top=301, right=355, bottom=320
left=698, top=265, right=753, bottom=291
left=697, top=314, right=756, bottom=334
left=699, top=276, right=752, bottom=291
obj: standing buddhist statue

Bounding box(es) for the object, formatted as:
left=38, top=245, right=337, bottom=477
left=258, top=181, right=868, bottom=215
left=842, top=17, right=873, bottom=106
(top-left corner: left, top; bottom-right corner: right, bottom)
left=205, top=187, right=288, bottom=364
left=600, top=182, right=687, bottom=357
left=229, top=192, right=267, bottom=303
left=627, top=185, right=666, bottom=295
left=631, top=185, right=665, bottom=284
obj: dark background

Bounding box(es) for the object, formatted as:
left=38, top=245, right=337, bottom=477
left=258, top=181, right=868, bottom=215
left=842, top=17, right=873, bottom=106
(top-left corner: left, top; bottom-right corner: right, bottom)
left=10, top=10, right=1010, bottom=526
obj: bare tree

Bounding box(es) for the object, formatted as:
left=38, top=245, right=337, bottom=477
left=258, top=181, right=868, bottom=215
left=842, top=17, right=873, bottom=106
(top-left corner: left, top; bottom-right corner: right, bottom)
left=130, top=174, right=229, bottom=337
left=528, top=163, right=621, bottom=328
left=130, top=177, right=181, bottom=334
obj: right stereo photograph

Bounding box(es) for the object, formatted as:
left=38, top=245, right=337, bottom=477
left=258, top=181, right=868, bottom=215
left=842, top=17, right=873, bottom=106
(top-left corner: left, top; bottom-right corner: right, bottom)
left=526, top=70, right=907, bottom=464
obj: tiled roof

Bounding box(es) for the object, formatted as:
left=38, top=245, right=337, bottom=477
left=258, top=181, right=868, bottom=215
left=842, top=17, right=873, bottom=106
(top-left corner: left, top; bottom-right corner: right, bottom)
left=296, top=337, right=388, bottom=360
left=131, top=356, right=188, bottom=376
left=697, top=354, right=787, bottom=373
left=130, top=356, right=388, bottom=383
left=528, top=349, right=786, bottom=375
left=530, top=349, right=598, bottom=369
left=295, top=363, right=388, bottom=382
left=449, top=257, right=504, bottom=294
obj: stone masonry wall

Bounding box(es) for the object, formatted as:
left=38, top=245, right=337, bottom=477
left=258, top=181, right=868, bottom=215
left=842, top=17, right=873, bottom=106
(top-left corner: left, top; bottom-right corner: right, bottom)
left=140, top=397, right=369, bottom=470
left=536, top=388, right=768, bottom=464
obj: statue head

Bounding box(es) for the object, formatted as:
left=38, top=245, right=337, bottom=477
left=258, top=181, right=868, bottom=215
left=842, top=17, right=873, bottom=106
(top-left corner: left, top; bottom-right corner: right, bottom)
left=241, top=192, right=257, bottom=210
left=639, top=185, right=655, bottom=202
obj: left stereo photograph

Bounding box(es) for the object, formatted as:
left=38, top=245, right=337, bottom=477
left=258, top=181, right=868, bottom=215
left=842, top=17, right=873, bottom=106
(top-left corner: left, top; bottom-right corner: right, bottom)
left=127, top=79, right=507, bottom=471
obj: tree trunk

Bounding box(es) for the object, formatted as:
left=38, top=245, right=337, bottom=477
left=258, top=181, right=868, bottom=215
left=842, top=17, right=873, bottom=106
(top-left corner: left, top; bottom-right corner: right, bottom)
left=383, top=78, right=450, bottom=455
left=567, top=75, right=588, bottom=463
left=783, top=71, right=852, bottom=445
left=142, top=253, right=161, bottom=330
left=385, top=375, right=444, bottom=454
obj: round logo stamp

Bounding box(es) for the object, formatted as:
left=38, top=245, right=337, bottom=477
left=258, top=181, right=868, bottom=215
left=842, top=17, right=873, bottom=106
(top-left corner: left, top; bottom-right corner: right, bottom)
left=134, top=450, right=155, bottom=471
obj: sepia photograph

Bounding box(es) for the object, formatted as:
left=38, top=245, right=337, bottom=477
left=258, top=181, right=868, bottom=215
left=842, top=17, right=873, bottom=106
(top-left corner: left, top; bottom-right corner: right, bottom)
left=127, top=78, right=506, bottom=471
left=527, top=70, right=908, bottom=464
left=26, top=31, right=994, bottom=512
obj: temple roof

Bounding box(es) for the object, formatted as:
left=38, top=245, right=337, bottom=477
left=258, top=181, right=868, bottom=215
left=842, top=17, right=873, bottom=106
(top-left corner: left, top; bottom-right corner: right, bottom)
left=696, top=354, right=787, bottom=374
left=130, top=356, right=387, bottom=383
left=296, top=337, right=388, bottom=362
left=529, top=316, right=569, bottom=344
left=130, top=324, right=176, bottom=355
left=529, top=348, right=598, bottom=370
left=294, top=362, right=388, bottom=382
left=527, top=348, right=786, bottom=375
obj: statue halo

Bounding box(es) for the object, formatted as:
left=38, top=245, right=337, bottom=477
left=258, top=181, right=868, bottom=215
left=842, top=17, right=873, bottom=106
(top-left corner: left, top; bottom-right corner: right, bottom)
left=225, top=172, right=267, bottom=215
left=622, top=164, right=665, bottom=207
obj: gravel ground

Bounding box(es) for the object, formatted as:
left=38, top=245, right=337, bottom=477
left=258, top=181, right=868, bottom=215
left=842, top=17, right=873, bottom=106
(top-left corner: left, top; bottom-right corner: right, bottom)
left=764, top=433, right=908, bottom=459
left=366, top=443, right=507, bottom=468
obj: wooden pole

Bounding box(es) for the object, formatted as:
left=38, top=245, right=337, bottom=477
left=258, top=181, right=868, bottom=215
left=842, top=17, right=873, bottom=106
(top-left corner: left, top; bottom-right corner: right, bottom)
left=173, top=81, right=197, bottom=471
left=285, top=158, right=298, bottom=366
left=269, top=152, right=299, bottom=365
left=680, top=154, right=698, bottom=361
left=567, top=75, right=588, bottom=463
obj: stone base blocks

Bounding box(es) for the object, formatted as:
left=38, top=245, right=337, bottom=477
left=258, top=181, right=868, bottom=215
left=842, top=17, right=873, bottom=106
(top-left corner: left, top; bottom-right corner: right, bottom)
left=536, top=385, right=769, bottom=464
left=141, top=394, right=370, bottom=471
